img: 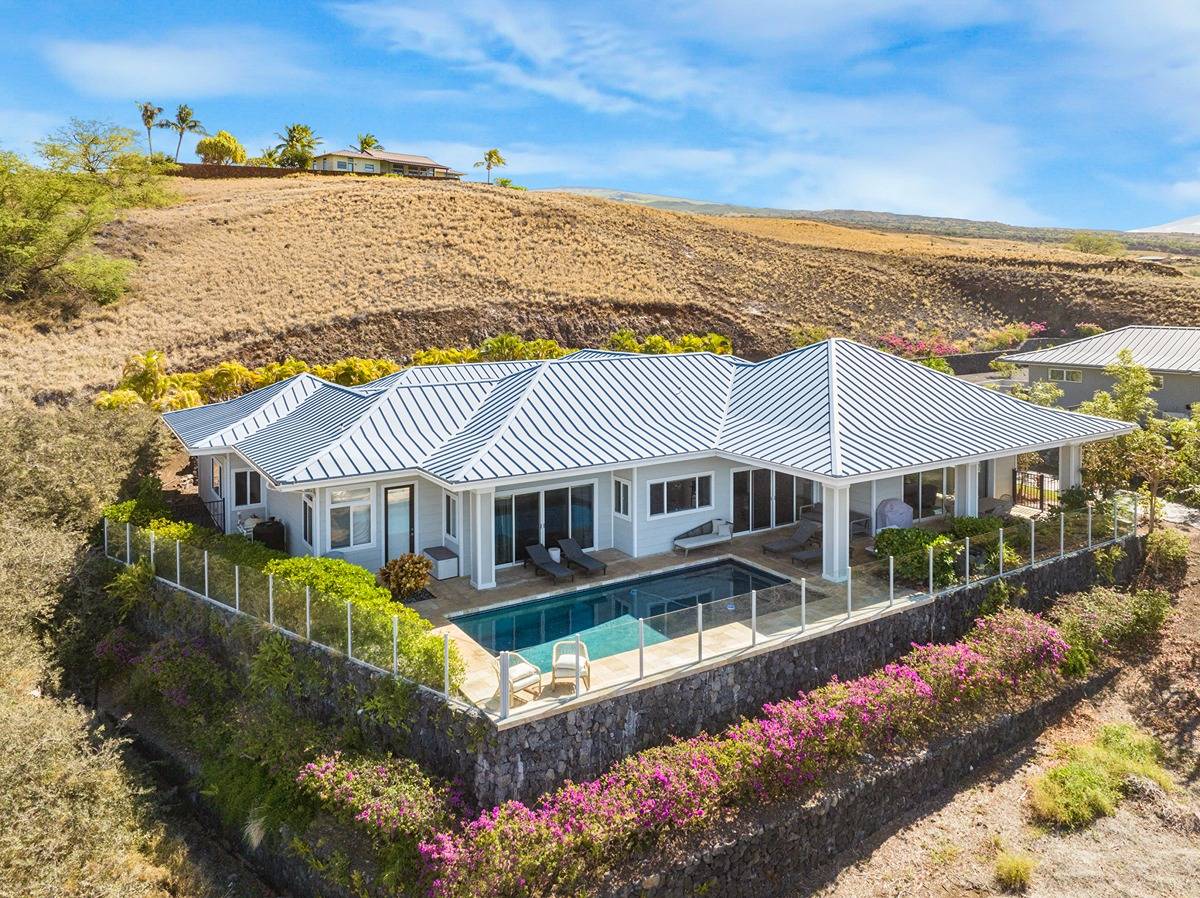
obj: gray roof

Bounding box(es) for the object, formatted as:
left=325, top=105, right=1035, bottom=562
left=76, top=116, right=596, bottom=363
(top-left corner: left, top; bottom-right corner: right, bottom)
left=162, top=340, right=1131, bottom=488
left=1003, top=326, right=1200, bottom=374
left=315, top=148, right=451, bottom=168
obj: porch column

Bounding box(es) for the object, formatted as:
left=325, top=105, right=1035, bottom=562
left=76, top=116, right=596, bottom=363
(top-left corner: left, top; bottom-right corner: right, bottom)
left=821, top=483, right=851, bottom=582
left=469, top=488, right=496, bottom=589
left=1058, top=443, right=1083, bottom=489
left=955, top=462, right=980, bottom=517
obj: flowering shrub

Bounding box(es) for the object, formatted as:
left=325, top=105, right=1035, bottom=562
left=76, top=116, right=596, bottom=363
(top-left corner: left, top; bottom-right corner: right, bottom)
left=419, top=609, right=1082, bottom=896
left=94, top=625, right=143, bottom=673
left=974, top=321, right=1046, bottom=351
left=1050, top=588, right=1170, bottom=675
left=127, top=635, right=229, bottom=734
left=877, top=333, right=960, bottom=358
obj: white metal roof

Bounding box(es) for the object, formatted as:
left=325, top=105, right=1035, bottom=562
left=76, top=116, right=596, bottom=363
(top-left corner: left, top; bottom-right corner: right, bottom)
left=162, top=341, right=1131, bottom=488
left=1003, top=326, right=1200, bottom=374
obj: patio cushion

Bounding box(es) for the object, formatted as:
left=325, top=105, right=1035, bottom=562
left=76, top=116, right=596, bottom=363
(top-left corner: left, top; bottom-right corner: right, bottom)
left=552, top=653, right=589, bottom=674
left=509, top=662, right=541, bottom=689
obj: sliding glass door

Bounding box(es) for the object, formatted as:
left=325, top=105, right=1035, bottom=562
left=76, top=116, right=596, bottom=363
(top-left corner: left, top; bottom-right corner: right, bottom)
left=903, top=468, right=954, bottom=519
left=494, top=483, right=597, bottom=566
left=384, top=485, right=414, bottom=561
left=733, top=468, right=818, bottom=532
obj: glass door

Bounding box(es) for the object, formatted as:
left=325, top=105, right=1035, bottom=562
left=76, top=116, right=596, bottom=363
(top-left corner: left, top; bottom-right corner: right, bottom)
left=514, top=492, right=541, bottom=561
left=732, top=470, right=751, bottom=532
left=570, top=484, right=595, bottom=548
left=384, top=485, right=414, bottom=561
left=775, top=472, right=795, bottom=525
left=751, top=468, right=772, bottom=530
left=543, top=488, right=570, bottom=548
left=495, top=495, right=514, bottom=566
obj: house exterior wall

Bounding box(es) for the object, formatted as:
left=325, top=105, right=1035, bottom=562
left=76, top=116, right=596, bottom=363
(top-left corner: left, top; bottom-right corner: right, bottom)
left=266, top=486, right=304, bottom=555
left=633, top=458, right=738, bottom=557
left=1026, top=364, right=1200, bottom=415
left=611, top=469, right=635, bottom=556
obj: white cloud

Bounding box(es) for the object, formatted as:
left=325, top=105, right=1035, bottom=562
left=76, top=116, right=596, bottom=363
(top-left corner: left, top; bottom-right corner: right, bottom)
left=43, top=27, right=315, bottom=99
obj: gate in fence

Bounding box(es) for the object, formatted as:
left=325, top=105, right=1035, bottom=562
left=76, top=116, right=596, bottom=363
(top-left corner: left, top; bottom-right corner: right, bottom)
left=1012, top=469, right=1059, bottom=511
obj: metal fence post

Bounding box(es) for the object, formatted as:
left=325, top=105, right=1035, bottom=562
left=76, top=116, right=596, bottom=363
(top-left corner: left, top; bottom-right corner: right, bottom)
left=443, top=633, right=451, bottom=698
left=638, top=618, right=645, bottom=679
left=305, top=586, right=311, bottom=639
left=1112, top=497, right=1118, bottom=541
left=346, top=601, right=353, bottom=658
left=234, top=565, right=240, bottom=612
left=392, top=615, right=399, bottom=675
left=928, top=545, right=935, bottom=596
left=1059, top=512, right=1065, bottom=557
left=125, top=522, right=132, bottom=565
left=268, top=573, right=274, bottom=625
left=1029, top=518, right=1036, bottom=566
left=888, top=555, right=895, bottom=607
left=845, top=568, right=853, bottom=618
left=175, top=539, right=181, bottom=586
left=999, top=528, right=1005, bottom=575
left=1132, top=494, right=1139, bottom=536
left=499, top=651, right=511, bottom=719
left=149, top=532, right=155, bottom=571
left=750, top=589, right=758, bottom=647
left=696, top=602, right=703, bottom=661
left=203, top=550, right=209, bottom=598
left=964, top=537, right=971, bottom=584
left=800, top=578, right=807, bottom=631
left=574, top=633, right=582, bottom=695
left=103, top=516, right=109, bottom=558
left=1087, top=505, right=1093, bottom=548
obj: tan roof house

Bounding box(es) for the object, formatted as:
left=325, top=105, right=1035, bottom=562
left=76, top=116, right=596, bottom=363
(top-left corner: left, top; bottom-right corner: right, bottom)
left=311, top=148, right=463, bottom=179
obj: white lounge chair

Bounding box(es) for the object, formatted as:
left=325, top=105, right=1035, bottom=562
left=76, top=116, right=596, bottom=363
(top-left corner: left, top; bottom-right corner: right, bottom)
left=673, top=519, right=733, bottom=556
left=494, top=651, right=543, bottom=702
left=551, top=639, right=591, bottom=692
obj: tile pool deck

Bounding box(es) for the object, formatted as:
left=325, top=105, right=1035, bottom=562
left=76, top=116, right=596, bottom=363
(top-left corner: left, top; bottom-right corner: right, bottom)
left=408, top=527, right=922, bottom=724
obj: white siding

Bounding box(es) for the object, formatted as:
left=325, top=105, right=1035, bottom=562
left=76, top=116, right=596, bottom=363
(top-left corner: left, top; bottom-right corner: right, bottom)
left=266, top=486, right=304, bottom=555
left=611, top=469, right=635, bottom=555
left=634, top=458, right=737, bottom=557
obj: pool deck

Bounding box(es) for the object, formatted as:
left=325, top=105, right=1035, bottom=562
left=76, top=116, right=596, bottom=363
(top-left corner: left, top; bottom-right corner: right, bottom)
left=408, top=526, right=914, bottom=721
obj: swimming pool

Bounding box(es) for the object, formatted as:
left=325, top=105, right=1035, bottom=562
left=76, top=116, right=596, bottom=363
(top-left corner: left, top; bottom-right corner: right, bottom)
left=451, top=559, right=788, bottom=670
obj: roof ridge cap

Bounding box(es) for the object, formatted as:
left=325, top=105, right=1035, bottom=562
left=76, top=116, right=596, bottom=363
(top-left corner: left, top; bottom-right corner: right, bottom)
left=827, top=340, right=843, bottom=476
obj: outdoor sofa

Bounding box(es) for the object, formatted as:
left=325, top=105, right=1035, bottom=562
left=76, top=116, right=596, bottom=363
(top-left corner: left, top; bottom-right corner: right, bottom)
left=673, top=519, right=734, bottom=556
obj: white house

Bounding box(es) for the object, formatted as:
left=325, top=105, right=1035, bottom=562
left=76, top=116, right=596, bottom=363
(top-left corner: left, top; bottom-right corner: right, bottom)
left=310, top=149, right=464, bottom=179
left=161, top=341, right=1130, bottom=590
left=1003, top=325, right=1200, bottom=416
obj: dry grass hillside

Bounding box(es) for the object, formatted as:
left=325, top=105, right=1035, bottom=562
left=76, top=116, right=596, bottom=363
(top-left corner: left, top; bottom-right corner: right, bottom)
left=5, top=174, right=1200, bottom=400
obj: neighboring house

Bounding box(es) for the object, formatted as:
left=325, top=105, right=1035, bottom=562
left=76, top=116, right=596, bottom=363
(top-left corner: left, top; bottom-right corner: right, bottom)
left=310, top=149, right=464, bottom=178
left=1002, top=325, right=1200, bottom=416
left=162, top=341, right=1129, bottom=589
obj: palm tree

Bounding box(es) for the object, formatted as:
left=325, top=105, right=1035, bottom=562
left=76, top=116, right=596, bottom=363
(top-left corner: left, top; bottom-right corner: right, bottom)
left=156, top=104, right=206, bottom=162
left=135, top=101, right=162, bottom=155
left=474, top=148, right=507, bottom=184
left=274, top=123, right=322, bottom=169
left=249, top=146, right=281, bottom=167
left=355, top=133, right=381, bottom=154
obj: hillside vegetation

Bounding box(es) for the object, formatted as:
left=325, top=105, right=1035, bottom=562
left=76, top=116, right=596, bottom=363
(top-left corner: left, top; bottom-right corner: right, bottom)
left=4, top=174, right=1200, bottom=400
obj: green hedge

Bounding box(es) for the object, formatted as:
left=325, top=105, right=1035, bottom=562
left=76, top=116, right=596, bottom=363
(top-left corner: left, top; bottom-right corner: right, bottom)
left=873, top=527, right=961, bottom=589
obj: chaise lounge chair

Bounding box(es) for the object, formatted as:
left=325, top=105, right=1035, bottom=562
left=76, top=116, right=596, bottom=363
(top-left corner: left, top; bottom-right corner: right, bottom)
left=761, top=519, right=821, bottom=556
left=558, top=538, right=607, bottom=575
left=673, top=519, right=734, bottom=556
left=525, top=544, right=575, bottom=582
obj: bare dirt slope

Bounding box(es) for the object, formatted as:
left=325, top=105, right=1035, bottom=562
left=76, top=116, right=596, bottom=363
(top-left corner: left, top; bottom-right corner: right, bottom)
left=796, top=532, right=1200, bottom=898
left=5, top=175, right=1200, bottom=400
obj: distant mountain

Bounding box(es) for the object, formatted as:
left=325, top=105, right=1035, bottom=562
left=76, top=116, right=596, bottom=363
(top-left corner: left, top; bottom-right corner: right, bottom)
left=1130, top=215, right=1200, bottom=235
left=546, top=186, right=1200, bottom=255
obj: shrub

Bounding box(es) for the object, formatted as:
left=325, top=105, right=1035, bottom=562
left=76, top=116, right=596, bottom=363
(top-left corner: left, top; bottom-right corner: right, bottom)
left=994, top=850, right=1035, bottom=892
left=1053, top=485, right=1092, bottom=512
left=1076, top=322, right=1105, bottom=337
left=1066, top=232, right=1125, bottom=256
left=974, top=321, right=1046, bottom=351
left=312, top=356, right=401, bottom=385
left=1093, top=544, right=1125, bottom=585
left=792, top=324, right=832, bottom=347
left=127, top=635, right=229, bottom=735
left=948, top=515, right=1005, bottom=539
left=964, top=609, right=1067, bottom=691
left=379, top=553, right=433, bottom=601
left=1051, top=587, right=1171, bottom=674
left=873, top=528, right=960, bottom=588
left=105, top=557, right=155, bottom=617
left=1143, top=528, right=1188, bottom=584
left=103, top=476, right=170, bottom=526
left=916, top=355, right=954, bottom=374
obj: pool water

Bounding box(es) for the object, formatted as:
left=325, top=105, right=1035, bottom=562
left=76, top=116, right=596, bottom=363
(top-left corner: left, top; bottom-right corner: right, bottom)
left=451, top=560, right=788, bottom=670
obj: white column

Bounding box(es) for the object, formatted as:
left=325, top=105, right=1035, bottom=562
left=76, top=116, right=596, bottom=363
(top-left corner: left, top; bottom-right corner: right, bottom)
left=1058, top=443, right=1083, bottom=489
left=469, top=488, right=496, bottom=589
left=955, top=462, right=980, bottom=517
left=821, top=483, right=851, bottom=582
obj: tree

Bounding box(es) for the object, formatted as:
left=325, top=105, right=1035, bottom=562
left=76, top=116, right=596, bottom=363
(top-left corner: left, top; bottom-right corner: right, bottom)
left=275, top=123, right=322, bottom=169
left=1009, top=379, right=1063, bottom=407
left=135, top=101, right=162, bottom=155
left=1078, top=349, right=1158, bottom=423
left=494, top=176, right=526, bottom=190
left=37, top=118, right=137, bottom=175
left=473, top=148, right=507, bottom=184
left=156, top=104, right=206, bottom=162
left=355, top=133, right=381, bottom=153
left=1066, top=232, right=1125, bottom=257
left=246, top=147, right=281, bottom=167
left=194, top=130, right=247, bottom=165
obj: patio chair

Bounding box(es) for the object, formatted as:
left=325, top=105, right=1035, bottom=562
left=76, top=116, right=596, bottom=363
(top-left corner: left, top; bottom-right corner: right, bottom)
left=525, top=544, right=575, bottom=582
left=673, top=519, right=733, bottom=556
left=494, top=651, right=543, bottom=702
left=791, top=537, right=823, bottom=566
left=979, top=496, right=1014, bottom=518
left=558, top=538, right=607, bottom=575
left=551, top=639, right=591, bottom=692
left=762, top=519, right=821, bottom=556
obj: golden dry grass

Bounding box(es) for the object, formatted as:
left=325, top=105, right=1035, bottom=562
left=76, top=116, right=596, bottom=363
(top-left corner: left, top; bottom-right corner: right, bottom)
left=4, top=173, right=1200, bottom=400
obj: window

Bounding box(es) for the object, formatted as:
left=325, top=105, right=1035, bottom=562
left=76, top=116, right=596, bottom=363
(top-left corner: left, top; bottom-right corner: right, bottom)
left=302, top=492, right=314, bottom=546
left=1048, top=368, right=1082, bottom=383
left=233, top=470, right=262, bottom=507
left=445, top=493, right=458, bottom=540
left=648, top=474, right=713, bottom=517
left=329, top=487, right=372, bottom=550
left=336, top=160, right=347, bottom=170
left=210, top=459, right=222, bottom=497
left=364, top=163, right=375, bottom=172
left=614, top=478, right=631, bottom=519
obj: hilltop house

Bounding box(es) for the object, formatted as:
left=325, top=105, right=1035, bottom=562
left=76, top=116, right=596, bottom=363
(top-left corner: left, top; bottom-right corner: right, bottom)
left=311, top=149, right=464, bottom=179
left=1002, top=325, right=1200, bottom=416
left=161, top=341, right=1129, bottom=591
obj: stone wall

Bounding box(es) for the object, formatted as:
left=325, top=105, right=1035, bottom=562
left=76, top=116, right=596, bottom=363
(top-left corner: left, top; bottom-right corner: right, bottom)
left=601, top=669, right=1117, bottom=898
left=134, top=535, right=1140, bottom=807
left=944, top=337, right=1063, bottom=375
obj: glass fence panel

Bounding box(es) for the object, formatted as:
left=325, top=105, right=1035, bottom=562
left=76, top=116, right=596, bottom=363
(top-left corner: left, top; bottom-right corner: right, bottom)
left=178, top=540, right=207, bottom=596
left=699, top=591, right=753, bottom=656
left=1062, top=510, right=1090, bottom=556
left=889, top=546, right=936, bottom=597
left=205, top=551, right=237, bottom=609
left=1033, top=517, right=1060, bottom=564
left=639, top=604, right=699, bottom=677
left=748, top=580, right=807, bottom=638
left=965, top=531, right=1001, bottom=583
left=309, top=595, right=348, bottom=655
left=129, top=525, right=152, bottom=566
left=351, top=607, right=392, bottom=670
left=238, top=565, right=271, bottom=621
left=106, top=519, right=127, bottom=561
left=849, top=556, right=891, bottom=612
left=273, top=577, right=307, bottom=637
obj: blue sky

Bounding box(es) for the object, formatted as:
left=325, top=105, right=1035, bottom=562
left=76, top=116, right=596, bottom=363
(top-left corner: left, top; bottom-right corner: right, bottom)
left=5, top=1, right=1200, bottom=229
